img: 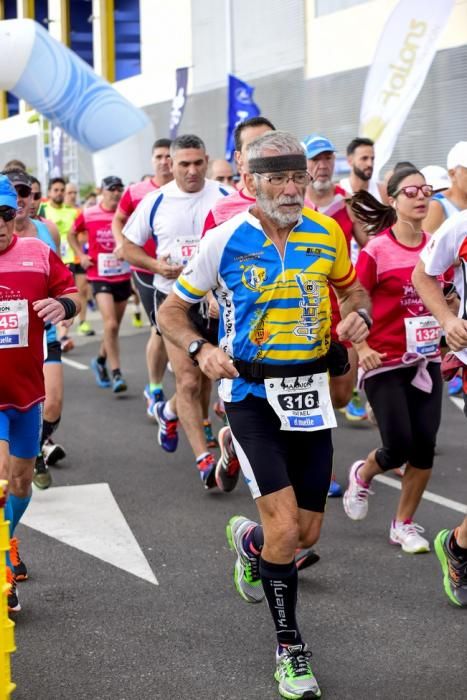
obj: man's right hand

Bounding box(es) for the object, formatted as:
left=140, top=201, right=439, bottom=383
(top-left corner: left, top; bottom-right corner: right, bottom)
left=79, top=253, right=92, bottom=270
left=156, top=254, right=184, bottom=279
left=197, top=345, right=240, bottom=381
left=443, top=316, right=467, bottom=352
left=113, top=243, right=125, bottom=260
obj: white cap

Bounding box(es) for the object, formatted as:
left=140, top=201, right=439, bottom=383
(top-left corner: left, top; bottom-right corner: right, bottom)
left=447, top=141, right=467, bottom=170
left=420, top=165, right=450, bottom=192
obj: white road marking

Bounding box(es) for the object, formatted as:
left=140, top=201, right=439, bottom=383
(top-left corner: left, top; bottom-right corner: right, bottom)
left=23, top=483, right=158, bottom=585
left=450, top=396, right=464, bottom=412
left=374, top=474, right=467, bottom=515
left=62, top=357, right=89, bottom=370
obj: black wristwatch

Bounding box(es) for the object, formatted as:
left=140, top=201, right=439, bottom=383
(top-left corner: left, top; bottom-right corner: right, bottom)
left=187, top=339, right=209, bottom=366
left=356, top=308, right=372, bottom=329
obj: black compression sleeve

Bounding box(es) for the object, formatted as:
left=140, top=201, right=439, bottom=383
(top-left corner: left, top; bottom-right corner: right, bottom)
left=57, top=297, right=77, bottom=320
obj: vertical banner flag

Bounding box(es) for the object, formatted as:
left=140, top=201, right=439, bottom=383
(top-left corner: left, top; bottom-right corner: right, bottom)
left=359, top=0, right=454, bottom=177
left=225, top=74, right=260, bottom=162
left=169, top=67, right=189, bottom=140
left=50, top=123, right=64, bottom=177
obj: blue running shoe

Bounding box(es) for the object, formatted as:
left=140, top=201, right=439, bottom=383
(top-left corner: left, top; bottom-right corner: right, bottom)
left=91, top=358, right=111, bottom=388
left=154, top=401, right=179, bottom=452
left=197, top=453, right=217, bottom=489
left=112, top=373, right=127, bottom=394
left=295, top=548, right=320, bottom=571
left=448, top=375, right=463, bottom=396
left=143, top=385, right=165, bottom=418
left=328, top=479, right=343, bottom=497
left=344, top=391, right=367, bottom=422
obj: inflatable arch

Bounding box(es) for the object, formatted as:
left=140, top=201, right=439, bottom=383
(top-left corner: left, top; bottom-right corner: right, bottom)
left=0, top=19, right=154, bottom=182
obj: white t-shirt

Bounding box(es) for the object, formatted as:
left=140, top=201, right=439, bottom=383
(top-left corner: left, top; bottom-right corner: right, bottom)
left=339, top=176, right=382, bottom=202
left=123, top=178, right=229, bottom=294
left=420, top=209, right=467, bottom=364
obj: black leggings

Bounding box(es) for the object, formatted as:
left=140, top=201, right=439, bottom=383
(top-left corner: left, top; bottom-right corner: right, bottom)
left=365, top=363, right=442, bottom=471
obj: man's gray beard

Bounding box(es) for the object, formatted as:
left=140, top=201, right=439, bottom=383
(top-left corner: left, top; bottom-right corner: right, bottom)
left=311, top=178, right=333, bottom=194
left=256, top=189, right=303, bottom=228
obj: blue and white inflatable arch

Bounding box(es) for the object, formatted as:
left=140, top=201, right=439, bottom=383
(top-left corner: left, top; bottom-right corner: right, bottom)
left=0, top=19, right=154, bottom=182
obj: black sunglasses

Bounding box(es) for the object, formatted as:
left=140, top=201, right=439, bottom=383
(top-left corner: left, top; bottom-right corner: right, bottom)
left=0, top=206, right=16, bottom=222
left=14, top=184, right=32, bottom=198
left=32, top=191, right=42, bottom=201
left=108, top=185, right=123, bottom=192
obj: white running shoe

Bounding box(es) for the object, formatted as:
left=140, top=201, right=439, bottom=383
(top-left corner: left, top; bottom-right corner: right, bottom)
left=42, top=440, right=66, bottom=466
left=343, top=460, right=373, bottom=520
left=389, top=520, right=430, bottom=554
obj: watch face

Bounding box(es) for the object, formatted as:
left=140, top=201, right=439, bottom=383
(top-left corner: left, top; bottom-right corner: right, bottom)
left=188, top=340, right=201, bottom=355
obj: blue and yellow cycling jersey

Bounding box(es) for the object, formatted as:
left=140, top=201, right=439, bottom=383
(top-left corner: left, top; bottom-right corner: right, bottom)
left=174, top=207, right=356, bottom=401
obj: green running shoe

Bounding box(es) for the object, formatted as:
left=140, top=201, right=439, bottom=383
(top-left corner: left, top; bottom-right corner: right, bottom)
left=77, top=321, right=95, bottom=336
left=203, top=421, right=219, bottom=448
left=33, top=454, right=52, bottom=490
left=434, top=529, right=467, bottom=607
left=275, top=644, right=321, bottom=699
left=226, top=515, right=264, bottom=604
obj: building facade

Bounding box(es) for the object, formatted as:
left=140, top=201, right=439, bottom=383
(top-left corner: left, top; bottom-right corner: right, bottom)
left=0, top=0, right=465, bottom=184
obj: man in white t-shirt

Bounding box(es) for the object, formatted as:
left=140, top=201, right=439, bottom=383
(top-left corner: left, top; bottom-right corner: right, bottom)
left=122, top=134, right=229, bottom=488
left=412, top=208, right=467, bottom=608
left=423, top=141, right=467, bottom=233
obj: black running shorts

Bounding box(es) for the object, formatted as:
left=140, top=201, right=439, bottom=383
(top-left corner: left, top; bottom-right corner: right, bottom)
left=91, top=279, right=132, bottom=303
left=225, top=394, right=333, bottom=512
left=155, top=290, right=219, bottom=346
left=132, top=270, right=155, bottom=323
left=67, top=262, right=86, bottom=276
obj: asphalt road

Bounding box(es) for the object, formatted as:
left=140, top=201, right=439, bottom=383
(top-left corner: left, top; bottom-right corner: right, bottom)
left=10, top=315, right=467, bottom=700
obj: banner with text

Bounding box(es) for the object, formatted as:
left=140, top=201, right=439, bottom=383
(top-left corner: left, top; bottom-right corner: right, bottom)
left=169, top=67, right=189, bottom=140
left=359, top=0, right=454, bottom=177
left=225, top=74, right=260, bottom=162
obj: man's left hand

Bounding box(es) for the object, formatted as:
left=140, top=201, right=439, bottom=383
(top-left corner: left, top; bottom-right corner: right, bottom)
left=33, top=298, right=66, bottom=325
left=336, top=311, right=369, bottom=344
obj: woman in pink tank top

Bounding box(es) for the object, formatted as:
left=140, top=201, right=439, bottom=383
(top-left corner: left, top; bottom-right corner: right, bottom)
left=340, top=166, right=444, bottom=555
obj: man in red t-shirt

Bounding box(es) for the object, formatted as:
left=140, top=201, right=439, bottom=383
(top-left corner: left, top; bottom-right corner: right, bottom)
left=0, top=175, right=79, bottom=611
left=304, top=134, right=369, bottom=425
left=202, top=117, right=276, bottom=235
left=201, top=118, right=276, bottom=436
left=69, top=176, right=130, bottom=394
left=112, top=138, right=173, bottom=415
left=201, top=118, right=276, bottom=413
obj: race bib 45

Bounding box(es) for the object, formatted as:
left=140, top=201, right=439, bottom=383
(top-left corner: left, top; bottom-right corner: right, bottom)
left=0, top=299, right=29, bottom=349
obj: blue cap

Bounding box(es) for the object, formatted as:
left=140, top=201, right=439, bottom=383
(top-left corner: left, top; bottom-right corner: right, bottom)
left=302, top=134, right=336, bottom=160
left=0, top=175, right=18, bottom=209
